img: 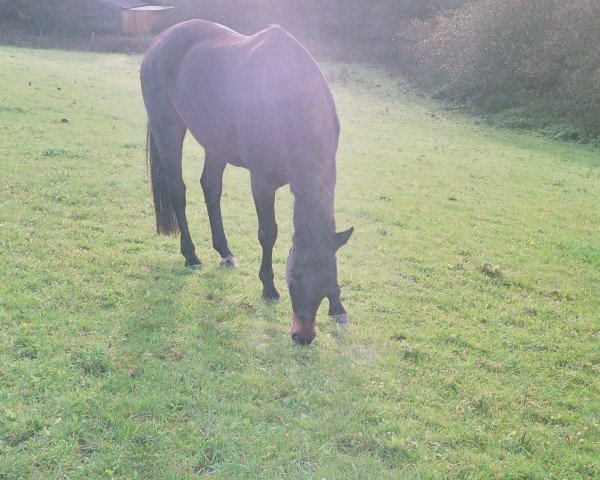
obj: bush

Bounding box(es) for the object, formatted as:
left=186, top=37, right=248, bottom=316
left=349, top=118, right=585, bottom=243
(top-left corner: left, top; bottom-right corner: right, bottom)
left=409, top=0, right=600, bottom=139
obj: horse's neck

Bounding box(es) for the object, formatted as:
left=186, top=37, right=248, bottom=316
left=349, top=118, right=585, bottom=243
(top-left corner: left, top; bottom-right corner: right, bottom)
left=290, top=163, right=336, bottom=249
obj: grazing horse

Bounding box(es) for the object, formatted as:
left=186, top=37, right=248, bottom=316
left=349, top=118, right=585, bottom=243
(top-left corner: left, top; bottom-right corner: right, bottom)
left=140, top=20, right=353, bottom=345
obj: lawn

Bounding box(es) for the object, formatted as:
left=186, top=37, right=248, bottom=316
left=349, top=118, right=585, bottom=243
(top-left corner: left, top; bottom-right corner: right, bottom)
left=0, top=46, right=598, bottom=479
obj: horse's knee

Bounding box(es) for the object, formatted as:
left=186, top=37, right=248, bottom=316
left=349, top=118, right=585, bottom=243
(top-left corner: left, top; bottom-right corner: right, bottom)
left=258, top=225, right=277, bottom=248
left=199, top=173, right=210, bottom=192
left=200, top=169, right=223, bottom=197
left=200, top=178, right=216, bottom=197
left=259, top=267, right=274, bottom=283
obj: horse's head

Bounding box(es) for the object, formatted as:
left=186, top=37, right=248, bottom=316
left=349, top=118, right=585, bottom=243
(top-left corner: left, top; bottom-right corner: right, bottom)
left=286, top=227, right=353, bottom=345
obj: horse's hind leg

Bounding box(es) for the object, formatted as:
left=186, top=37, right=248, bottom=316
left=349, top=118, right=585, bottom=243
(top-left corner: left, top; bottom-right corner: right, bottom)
left=148, top=119, right=202, bottom=268
left=200, top=153, right=238, bottom=267
left=251, top=176, right=280, bottom=301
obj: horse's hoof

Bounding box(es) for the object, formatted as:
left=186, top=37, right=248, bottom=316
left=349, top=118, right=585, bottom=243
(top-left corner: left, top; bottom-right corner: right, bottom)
left=330, top=313, right=349, bottom=325
left=220, top=255, right=239, bottom=268
left=186, top=262, right=203, bottom=270
left=262, top=289, right=280, bottom=302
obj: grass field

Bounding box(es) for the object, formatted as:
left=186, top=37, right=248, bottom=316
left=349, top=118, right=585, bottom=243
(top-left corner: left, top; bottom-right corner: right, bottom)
left=1, top=46, right=599, bottom=479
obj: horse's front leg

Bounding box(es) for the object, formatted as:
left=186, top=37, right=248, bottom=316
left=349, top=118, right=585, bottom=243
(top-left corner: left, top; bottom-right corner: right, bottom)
left=200, top=154, right=238, bottom=267
left=251, top=176, right=279, bottom=301
left=327, top=283, right=349, bottom=324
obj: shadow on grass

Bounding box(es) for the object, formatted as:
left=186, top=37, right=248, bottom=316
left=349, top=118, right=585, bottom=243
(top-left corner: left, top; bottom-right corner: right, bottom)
left=115, top=261, right=248, bottom=361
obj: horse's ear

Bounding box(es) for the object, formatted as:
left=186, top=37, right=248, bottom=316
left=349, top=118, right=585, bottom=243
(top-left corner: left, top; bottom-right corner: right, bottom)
left=335, top=227, right=354, bottom=250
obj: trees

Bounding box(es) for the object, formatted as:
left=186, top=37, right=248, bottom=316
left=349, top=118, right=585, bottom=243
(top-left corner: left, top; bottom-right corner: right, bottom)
left=0, top=1, right=82, bottom=34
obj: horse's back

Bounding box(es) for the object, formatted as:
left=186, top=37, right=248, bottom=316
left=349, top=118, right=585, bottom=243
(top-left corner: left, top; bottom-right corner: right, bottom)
left=141, top=20, right=339, bottom=172
left=143, top=19, right=242, bottom=69
left=233, top=26, right=340, bottom=175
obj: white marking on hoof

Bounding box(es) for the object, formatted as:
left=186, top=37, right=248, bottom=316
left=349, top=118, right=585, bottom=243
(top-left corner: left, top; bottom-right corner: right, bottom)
left=187, top=263, right=203, bottom=270
left=220, top=255, right=239, bottom=268
left=331, top=313, right=349, bottom=325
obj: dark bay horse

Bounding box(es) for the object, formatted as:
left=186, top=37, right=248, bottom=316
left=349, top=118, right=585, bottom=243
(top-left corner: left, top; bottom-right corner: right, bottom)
left=140, top=20, right=353, bottom=344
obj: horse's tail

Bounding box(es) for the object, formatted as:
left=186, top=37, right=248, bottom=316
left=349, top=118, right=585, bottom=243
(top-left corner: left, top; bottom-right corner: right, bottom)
left=146, top=125, right=179, bottom=235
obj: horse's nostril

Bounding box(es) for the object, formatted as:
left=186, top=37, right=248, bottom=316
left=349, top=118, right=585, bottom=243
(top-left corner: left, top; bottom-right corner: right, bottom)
left=291, top=332, right=315, bottom=345
left=291, top=313, right=316, bottom=345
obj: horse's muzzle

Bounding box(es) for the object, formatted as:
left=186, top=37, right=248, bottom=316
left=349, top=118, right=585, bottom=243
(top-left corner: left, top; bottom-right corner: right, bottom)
left=291, top=313, right=316, bottom=345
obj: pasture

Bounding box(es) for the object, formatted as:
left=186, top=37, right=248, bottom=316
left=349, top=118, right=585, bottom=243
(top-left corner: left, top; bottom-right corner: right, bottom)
left=1, top=46, right=599, bottom=479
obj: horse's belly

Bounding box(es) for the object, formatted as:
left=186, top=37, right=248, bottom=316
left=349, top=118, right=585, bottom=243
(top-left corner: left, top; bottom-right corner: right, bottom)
left=176, top=101, right=244, bottom=165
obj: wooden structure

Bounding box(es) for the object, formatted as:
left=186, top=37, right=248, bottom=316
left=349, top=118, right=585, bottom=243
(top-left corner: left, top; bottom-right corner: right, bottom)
left=122, top=5, right=174, bottom=35
left=85, top=0, right=174, bottom=35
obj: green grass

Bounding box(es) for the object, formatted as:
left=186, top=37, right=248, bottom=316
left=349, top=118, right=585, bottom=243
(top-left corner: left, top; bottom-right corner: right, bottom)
left=1, top=46, right=599, bottom=479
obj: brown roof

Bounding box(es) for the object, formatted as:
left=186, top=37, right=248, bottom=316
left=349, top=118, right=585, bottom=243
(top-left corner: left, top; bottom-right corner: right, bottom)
left=97, top=0, right=149, bottom=9
left=130, top=5, right=174, bottom=11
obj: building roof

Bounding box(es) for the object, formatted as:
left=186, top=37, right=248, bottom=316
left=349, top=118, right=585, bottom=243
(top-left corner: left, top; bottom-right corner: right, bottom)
left=130, top=5, right=174, bottom=11
left=97, top=0, right=149, bottom=9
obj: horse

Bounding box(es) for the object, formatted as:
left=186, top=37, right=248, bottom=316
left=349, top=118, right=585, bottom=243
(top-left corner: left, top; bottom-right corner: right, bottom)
left=140, top=19, right=353, bottom=345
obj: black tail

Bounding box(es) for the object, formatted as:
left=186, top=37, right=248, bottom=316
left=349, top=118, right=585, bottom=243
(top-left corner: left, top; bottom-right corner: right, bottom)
left=147, top=125, right=179, bottom=235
